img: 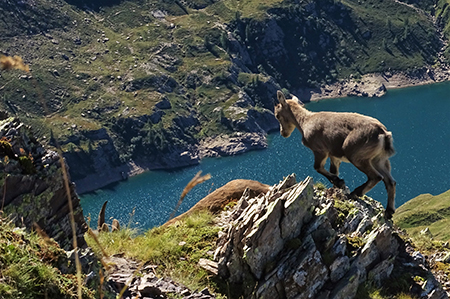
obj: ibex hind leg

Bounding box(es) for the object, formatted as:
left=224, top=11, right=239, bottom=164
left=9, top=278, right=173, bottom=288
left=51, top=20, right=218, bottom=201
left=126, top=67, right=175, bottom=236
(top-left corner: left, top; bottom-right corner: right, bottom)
left=313, top=152, right=345, bottom=189
left=375, top=159, right=396, bottom=219
left=349, top=159, right=383, bottom=199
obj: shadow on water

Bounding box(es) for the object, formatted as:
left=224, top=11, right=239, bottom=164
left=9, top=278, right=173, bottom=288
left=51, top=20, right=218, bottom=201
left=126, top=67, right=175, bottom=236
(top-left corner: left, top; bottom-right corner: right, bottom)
left=80, top=81, right=450, bottom=231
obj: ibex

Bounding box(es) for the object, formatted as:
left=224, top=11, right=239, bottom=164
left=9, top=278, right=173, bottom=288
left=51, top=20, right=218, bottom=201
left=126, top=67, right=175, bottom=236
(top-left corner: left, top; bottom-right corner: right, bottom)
left=275, top=90, right=396, bottom=218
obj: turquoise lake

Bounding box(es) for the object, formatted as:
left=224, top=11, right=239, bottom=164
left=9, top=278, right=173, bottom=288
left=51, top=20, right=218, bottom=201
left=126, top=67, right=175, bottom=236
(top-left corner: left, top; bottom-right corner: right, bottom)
left=80, top=82, right=450, bottom=230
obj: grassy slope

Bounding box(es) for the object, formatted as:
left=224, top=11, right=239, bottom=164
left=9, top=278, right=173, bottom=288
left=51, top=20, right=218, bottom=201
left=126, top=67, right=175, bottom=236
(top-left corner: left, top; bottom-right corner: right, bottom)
left=85, top=210, right=222, bottom=294
left=394, top=189, right=450, bottom=242
left=0, top=0, right=445, bottom=166
left=0, top=216, right=95, bottom=299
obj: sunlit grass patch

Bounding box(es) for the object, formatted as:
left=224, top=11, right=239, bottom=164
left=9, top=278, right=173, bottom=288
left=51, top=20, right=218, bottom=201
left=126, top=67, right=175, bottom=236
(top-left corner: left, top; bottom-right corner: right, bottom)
left=85, top=210, right=221, bottom=291
left=0, top=217, right=94, bottom=299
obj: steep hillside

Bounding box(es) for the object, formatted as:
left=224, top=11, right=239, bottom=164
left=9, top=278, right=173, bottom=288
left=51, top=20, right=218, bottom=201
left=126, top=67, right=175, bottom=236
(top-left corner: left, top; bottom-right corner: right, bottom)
left=0, top=112, right=87, bottom=249
left=394, top=189, right=450, bottom=242
left=0, top=0, right=446, bottom=192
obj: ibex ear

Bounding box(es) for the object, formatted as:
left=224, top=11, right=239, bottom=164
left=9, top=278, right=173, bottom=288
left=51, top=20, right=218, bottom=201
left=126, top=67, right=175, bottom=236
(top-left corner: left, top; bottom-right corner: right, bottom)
left=291, top=95, right=303, bottom=106
left=277, top=90, right=288, bottom=107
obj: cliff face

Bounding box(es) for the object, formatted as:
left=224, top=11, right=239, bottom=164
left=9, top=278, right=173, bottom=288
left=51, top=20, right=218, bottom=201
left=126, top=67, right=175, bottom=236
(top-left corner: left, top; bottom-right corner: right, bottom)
left=0, top=112, right=87, bottom=250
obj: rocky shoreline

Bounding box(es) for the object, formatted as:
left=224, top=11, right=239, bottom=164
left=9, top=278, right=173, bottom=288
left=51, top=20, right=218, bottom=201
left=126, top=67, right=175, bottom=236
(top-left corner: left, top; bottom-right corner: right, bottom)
left=296, top=65, right=450, bottom=102
left=74, top=67, right=450, bottom=195
left=74, top=132, right=268, bottom=194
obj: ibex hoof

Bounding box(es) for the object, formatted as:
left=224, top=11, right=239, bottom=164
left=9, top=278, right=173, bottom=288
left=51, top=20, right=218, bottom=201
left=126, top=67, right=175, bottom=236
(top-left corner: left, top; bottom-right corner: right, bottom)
left=384, top=208, right=395, bottom=220
left=348, top=191, right=360, bottom=200
left=332, top=178, right=346, bottom=189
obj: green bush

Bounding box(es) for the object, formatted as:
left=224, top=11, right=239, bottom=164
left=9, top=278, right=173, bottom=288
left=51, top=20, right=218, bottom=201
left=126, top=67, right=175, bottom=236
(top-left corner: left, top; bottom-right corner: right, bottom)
left=19, top=156, right=36, bottom=175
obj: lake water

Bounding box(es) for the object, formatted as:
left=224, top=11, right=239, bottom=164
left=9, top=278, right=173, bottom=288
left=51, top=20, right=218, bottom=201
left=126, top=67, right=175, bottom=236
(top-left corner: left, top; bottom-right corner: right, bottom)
left=80, top=82, right=450, bottom=230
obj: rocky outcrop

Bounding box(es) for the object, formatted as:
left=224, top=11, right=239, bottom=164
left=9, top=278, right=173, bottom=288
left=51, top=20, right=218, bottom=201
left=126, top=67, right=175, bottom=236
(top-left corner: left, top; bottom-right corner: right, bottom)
left=210, top=175, right=448, bottom=299
left=0, top=112, right=87, bottom=249
left=198, top=132, right=268, bottom=158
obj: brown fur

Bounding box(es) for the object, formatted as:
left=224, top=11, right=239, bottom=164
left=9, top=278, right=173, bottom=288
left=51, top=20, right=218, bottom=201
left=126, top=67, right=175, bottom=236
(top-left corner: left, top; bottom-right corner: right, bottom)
left=275, top=90, right=396, bottom=218
left=164, top=179, right=270, bottom=226
left=111, top=219, right=120, bottom=232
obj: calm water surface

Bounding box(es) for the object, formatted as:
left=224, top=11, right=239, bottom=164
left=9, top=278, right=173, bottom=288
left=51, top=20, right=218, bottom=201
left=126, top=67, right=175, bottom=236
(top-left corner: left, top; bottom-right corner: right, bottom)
left=80, top=82, right=450, bottom=230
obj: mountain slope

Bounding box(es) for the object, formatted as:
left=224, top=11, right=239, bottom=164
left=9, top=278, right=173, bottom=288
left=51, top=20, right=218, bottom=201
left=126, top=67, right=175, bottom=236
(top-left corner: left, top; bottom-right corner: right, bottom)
left=394, top=189, right=450, bottom=242
left=0, top=0, right=446, bottom=191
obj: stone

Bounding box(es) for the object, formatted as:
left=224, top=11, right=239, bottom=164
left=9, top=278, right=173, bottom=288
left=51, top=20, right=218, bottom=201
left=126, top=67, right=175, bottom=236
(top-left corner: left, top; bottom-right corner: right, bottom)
left=138, top=283, right=162, bottom=297
left=198, top=258, right=218, bottom=275
left=284, top=235, right=329, bottom=299
left=154, top=97, right=171, bottom=110
left=368, top=259, right=394, bottom=287
left=330, top=256, right=350, bottom=283
left=331, top=235, right=347, bottom=257
left=330, top=266, right=360, bottom=299
left=280, top=177, right=315, bottom=241
left=0, top=113, right=87, bottom=249
left=244, top=197, right=285, bottom=279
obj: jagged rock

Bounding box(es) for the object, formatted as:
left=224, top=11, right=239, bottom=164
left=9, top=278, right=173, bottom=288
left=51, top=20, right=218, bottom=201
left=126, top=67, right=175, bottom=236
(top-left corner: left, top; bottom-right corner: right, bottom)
left=198, top=258, right=218, bottom=275
left=230, top=108, right=278, bottom=134
left=368, top=259, right=394, bottom=287
left=198, top=133, right=268, bottom=158
left=329, top=266, right=360, bottom=299
left=330, top=255, right=350, bottom=283
left=150, top=109, right=165, bottom=124
left=173, top=113, right=199, bottom=128
left=213, top=175, right=448, bottom=299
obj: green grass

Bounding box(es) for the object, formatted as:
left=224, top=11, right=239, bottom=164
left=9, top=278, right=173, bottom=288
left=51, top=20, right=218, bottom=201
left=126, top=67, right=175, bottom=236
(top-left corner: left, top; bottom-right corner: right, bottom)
left=0, top=216, right=95, bottom=299
left=394, top=189, right=450, bottom=242
left=356, top=282, right=416, bottom=299
left=85, top=210, right=222, bottom=292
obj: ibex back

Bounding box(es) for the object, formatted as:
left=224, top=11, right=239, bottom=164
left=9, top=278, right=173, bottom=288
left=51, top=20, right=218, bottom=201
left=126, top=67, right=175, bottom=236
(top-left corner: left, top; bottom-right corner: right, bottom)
left=275, top=90, right=396, bottom=219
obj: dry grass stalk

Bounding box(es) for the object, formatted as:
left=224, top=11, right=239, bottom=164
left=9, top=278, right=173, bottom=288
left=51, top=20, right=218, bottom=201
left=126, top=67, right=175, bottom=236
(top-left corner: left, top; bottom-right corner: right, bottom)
left=33, top=222, right=53, bottom=245
left=98, top=201, right=108, bottom=230
left=99, top=268, right=105, bottom=299
left=168, top=171, right=211, bottom=222
left=87, top=228, right=109, bottom=259
left=2, top=54, right=83, bottom=298
left=58, top=149, right=83, bottom=299
left=0, top=55, right=30, bottom=72
left=117, top=262, right=144, bottom=299
left=1, top=176, right=7, bottom=212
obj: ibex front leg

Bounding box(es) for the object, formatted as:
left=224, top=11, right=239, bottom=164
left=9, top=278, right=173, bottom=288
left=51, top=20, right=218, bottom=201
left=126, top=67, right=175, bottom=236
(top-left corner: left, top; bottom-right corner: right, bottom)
left=313, top=152, right=345, bottom=188
left=329, top=156, right=342, bottom=176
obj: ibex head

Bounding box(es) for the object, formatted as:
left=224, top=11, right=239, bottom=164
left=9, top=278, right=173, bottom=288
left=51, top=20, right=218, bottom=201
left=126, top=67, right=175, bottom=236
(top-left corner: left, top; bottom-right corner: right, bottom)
left=275, top=90, right=297, bottom=138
